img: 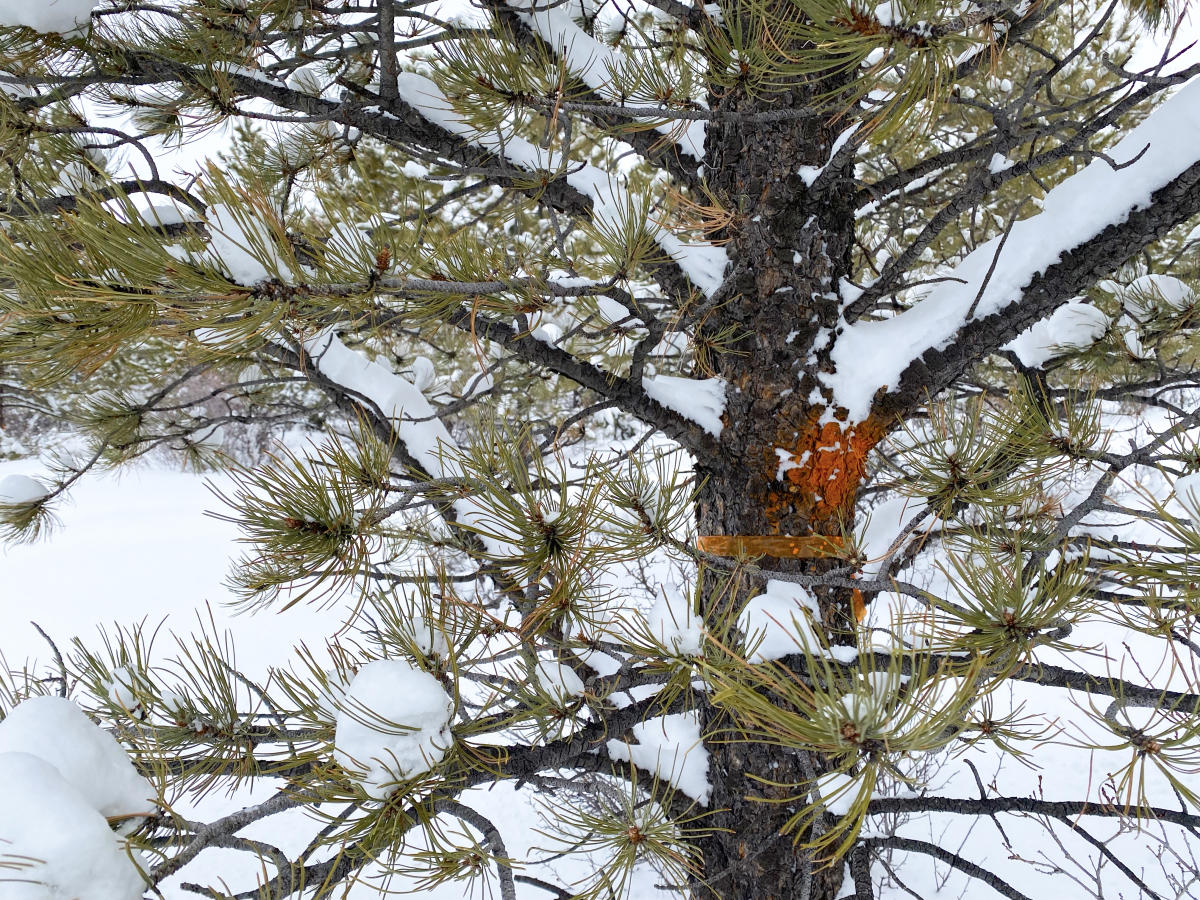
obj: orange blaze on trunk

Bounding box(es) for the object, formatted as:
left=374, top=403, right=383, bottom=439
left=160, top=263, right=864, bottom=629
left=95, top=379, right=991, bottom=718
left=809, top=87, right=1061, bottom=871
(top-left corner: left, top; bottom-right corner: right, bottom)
left=765, top=411, right=886, bottom=530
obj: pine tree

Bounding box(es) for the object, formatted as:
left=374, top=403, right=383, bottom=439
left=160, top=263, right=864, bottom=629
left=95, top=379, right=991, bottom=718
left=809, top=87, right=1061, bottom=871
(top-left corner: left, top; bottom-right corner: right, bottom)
left=2, top=1, right=1200, bottom=898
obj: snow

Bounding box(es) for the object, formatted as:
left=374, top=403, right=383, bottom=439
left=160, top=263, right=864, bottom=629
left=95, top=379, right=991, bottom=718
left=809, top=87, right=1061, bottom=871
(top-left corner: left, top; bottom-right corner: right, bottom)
left=827, top=644, right=858, bottom=664
left=105, top=667, right=144, bottom=719
left=596, top=295, right=641, bottom=327
left=857, top=494, right=913, bottom=579
left=643, top=375, right=726, bottom=437
left=1173, top=471, right=1200, bottom=520
left=302, top=330, right=507, bottom=554
left=606, top=712, right=710, bottom=803
left=285, top=65, right=327, bottom=98
left=139, top=202, right=200, bottom=228
left=826, top=77, right=1200, bottom=421
left=0, top=463, right=350, bottom=683
left=1117, top=272, right=1195, bottom=318
left=738, top=579, right=821, bottom=662
left=334, top=659, right=453, bottom=800
left=565, top=164, right=727, bottom=297
left=405, top=614, right=450, bottom=659
left=0, top=0, right=95, bottom=35
left=816, top=770, right=861, bottom=816
left=1005, top=299, right=1109, bottom=367
left=0, top=473, right=48, bottom=504
left=391, top=72, right=727, bottom=297
left=775, top=446, right=807, bottom=480
left=797, top=123, right=860, bottom=187
left=0, top=696, right=151, bottom=898
left=408, top=356, right=436, bottom=393
left=0, top=752, right=146, bottom=900
left=203, top=202, right=296, bottom=286
left=0, top=696, right=155, bottom=828
left=507, top=0, right=706, bottom=160
left=642, top=592, right=704, bottom=656
left=533, top=660, right=586, bottom=701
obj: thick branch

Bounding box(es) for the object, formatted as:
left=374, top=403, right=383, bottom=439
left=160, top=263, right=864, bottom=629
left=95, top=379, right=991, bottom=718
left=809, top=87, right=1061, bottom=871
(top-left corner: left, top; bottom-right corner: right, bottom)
left=875, top=156, right=1200, bottom=423
left=867, top=795, right=1200, bottom=831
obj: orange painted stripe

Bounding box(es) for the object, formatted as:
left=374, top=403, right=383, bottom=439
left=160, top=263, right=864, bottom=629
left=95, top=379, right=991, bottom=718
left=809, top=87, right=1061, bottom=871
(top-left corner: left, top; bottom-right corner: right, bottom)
left=696, top=534, right=849, bottom=559
left=697, top=535, right=868, bottom=623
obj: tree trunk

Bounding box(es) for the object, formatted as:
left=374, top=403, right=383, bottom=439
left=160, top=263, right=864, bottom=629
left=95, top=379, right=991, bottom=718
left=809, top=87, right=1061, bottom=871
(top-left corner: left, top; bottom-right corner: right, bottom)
left=689, top=29, right=884, bottom=898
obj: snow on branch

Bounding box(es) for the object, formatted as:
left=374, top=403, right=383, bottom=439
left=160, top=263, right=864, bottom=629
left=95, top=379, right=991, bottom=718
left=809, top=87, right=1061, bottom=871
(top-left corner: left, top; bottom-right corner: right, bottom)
left=393, top=71, right=727, bottom=298
left=300, top=330, right=508, bottom=553
left=504, top=0, right=707, bottom=160
left=825, top=77, right=1200, bottom=422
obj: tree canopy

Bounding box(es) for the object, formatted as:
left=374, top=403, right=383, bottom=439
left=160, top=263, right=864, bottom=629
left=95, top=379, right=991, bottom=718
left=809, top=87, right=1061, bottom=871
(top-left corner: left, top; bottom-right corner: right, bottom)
left=2, top=1, right=1200, bottom=898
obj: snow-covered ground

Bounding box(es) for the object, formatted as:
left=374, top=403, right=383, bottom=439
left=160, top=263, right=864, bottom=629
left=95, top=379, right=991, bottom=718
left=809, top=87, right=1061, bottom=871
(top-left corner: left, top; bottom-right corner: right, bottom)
left=0, top=460, right=346, bottom=679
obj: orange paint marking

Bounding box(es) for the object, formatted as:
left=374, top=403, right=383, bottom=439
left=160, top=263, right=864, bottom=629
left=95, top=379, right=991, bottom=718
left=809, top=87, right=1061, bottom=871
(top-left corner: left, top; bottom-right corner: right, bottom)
left=768, top=413, right=886, bottom=527
left=696, top=534, right=848, bottom=559
left=851, top=587, right=866, bottom=623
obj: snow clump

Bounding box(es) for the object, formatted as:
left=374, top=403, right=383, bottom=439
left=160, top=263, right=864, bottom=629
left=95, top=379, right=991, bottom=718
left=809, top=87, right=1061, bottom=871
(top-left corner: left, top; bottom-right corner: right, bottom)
left=533, top=659, right=586, bottom=701
left=0, top=474, right=48, bottom=505
left=0, top=752, right=147, bottom=900
left=1174, top=472, right=1200, bottom=521
left=642, top=592, right=704, bottom=656
left=0, top=696, right=154, bottom=827
left=606, top=712, right=710, bottom=803
left=738, top=580, right=822, bottom=662
left=1118, top=273, right=1195, bottom=319
left=334, top=659, right=453, bottom=799
left=643, top=375, right=726, bottom=437
left=203, top=202, right=297, bottom=286
left=0, top=0, right=96, bottom=35
left=0, top=696, right=153, bottom=899
left=1005, top=300, right=1108, bottom=367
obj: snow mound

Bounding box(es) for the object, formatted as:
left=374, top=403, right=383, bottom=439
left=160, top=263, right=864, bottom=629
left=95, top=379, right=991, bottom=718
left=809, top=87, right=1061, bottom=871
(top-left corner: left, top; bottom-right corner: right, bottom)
left=0, top=696, right=154, bottom=828
left=1119, top=273, right=1195, bottom=319
left=0, top=752, right=146, bottom=900
left=139, top=202, right=200, bottom=227
left=204, top=201, right=296, bottom=286
left=1005, top=299, right=1108, bottom=367
left=0, top=0, right=96, bottom=35
left=0, top=474, right=48, bottom=505
left=533, top=660, right=585, bottom=701
left=606, top=712, right=710, bottom=803
left=1174, top=472, right=1200, bottom=520
left=738, top=580, right=821, bottom=662
left=334, top=659, right=453, bottom=799
left=642, top=592, right=704, bottom=656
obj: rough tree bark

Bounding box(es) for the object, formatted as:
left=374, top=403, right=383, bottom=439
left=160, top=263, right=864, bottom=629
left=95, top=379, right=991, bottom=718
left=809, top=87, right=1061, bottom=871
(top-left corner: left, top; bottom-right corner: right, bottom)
left=690, top=45, right=875, bottom=898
